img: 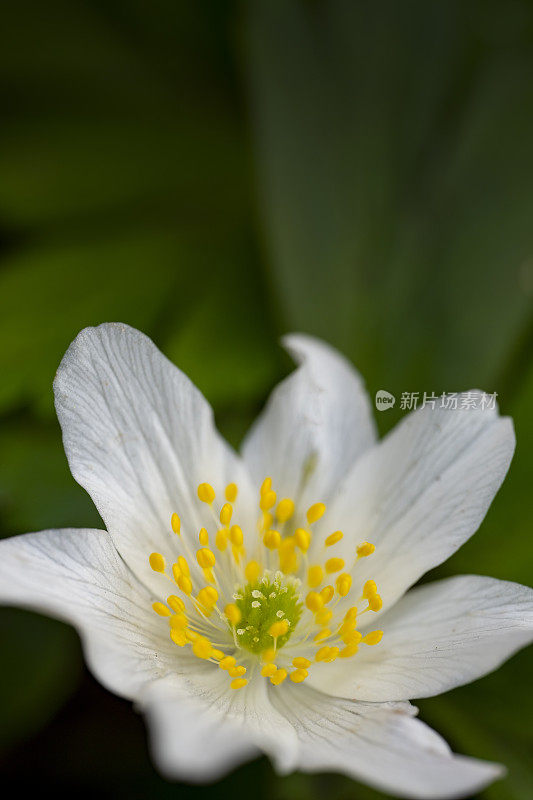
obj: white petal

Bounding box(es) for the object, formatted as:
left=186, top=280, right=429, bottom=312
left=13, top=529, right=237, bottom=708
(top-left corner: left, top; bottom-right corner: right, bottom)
left=0, top=528, right=179, bottom=699
left=271, top=685, right=504, bottom=799
left=242, top=334, right=376, bottom=506
left=54, top=323, right=256, bottom=591
left=307, top=575, right=533, bottom=701
left=324, top=395, right=515, bottom=614
left=141, top=671, right=298, bottom=782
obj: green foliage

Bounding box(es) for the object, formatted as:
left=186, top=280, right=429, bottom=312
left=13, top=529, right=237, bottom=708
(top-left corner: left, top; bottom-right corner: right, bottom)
left=0, top=0, right=532, bottom=797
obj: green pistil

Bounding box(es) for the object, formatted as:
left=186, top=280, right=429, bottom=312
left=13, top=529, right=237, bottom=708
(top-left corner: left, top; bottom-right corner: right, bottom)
left=233, top=572, right=303, bottom=654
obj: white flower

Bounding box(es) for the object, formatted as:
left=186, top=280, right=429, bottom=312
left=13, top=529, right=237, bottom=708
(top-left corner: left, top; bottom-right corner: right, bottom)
left=1, top=323, right=532, bottom=799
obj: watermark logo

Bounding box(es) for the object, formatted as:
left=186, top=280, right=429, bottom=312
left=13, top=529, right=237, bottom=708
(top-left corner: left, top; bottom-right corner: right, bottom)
left=375, top=390, right=396, bottom=411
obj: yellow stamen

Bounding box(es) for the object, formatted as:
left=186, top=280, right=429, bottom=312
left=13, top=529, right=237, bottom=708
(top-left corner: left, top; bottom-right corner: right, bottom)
left=264, top=529, right=281, bottom=550
left=225, top=603, right=242, bottom=625
left=325, top=557, right=345, bottom=573
left=269, top=619, right=289, bottom=638
left=245, top=560, right=261, bottom=584
left=169, top=613, right=187, bottom=629
left=315, top=608, right=333, bottom=625
left=171, top=563, right=181, bottom=583
left=152, top=602, right=171, bottom=617
left=323, top=646, right=339, bottom=662
left=290, top=668, right=308, bottom=683
left=339, top=644, right=359, bottom=658
left=356, top=541, right=375, bottom=558
left=261, top=648, right=276, bottom=663
left=315, top=646, right=332, bottom=662
left=228, top=665, right=247, bottom=677
left=261, top=477, right=272, bottom=494
left=292, top=657, right=311, bottom=669
left=170, top=629, right=187, bottom=646
left=219, top=656, right=236, bottom=670
left=177, top=574, right=192, bottom=595
left=307, top=565, right=324, bottom=588
left=363, top=630, right=383, bottom=646
left=197, top=586, right=218, bottom=607
left=363, top=579, right=377, bottom=598
left=229, top=525, right=243, bottom=547
left=149, top=553, right=165, bottom=573
left=336, top=573, right=352, bottom=597
left=294, top=528, right=311, bottom=551
left=345, top=607, right=358, bottom=622
left=261, top=663, right=277, bottom=677
left=196, top=548, right=216, bottom=569
left=270, top=668, right=287, bottom=686
left=306, top=502, right=326, bottom=524
left=215, top=528, right=228, bottom=551
left=198, top=527, right=209, bottom=546
left=314, top=628, right=331, bottom=642
left=343, top=630, right=363, bottom=646
left=260, top=490, right=277, bottom=511
left=305, top=591, right=324, bottom=613
left=276, top=498, right=295, bottom=522
left=325, top=530, right=343, bottom=546
left=170, top=513, right=181, bottom=534
left=192, top=637, right=213, bottom=659
left=220, top=503, right=233, bottom=526
left=177, top=556, right=190, bottom=576
left=367, top=593, right=383, bottom=612
left=319, top=585, right=334, bottom=604
left=230, top=678, right=248, bottom=690
left=225, top=483, right=238, bottom=503
left=197, top=483, right=215, bottom=504
left=167, top=595, right=185, bottom=613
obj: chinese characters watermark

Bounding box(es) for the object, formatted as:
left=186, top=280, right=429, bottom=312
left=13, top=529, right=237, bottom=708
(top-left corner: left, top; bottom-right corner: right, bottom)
left=375, top=390, right=498, bottom=412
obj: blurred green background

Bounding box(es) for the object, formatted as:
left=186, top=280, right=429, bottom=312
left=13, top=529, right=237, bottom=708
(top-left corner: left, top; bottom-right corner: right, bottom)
left=0, top=1, right=532, bottom=798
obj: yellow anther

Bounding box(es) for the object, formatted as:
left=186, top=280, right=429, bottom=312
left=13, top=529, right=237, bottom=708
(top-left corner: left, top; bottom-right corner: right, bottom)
left=225, top=483, right=238, bottom=503
left=323, top=646, right=340, bottom=662
left=172, top=563, right=181, bottom=583
left=339, top=644, right=359, bottom=658
left=264, top=529, right=281, bottom=550
left=225, top=603, right=242, bottom=626
left=363, top=579, right=377, bottom=598
left=167, top=595, right=185, bottom=613
left=192, top=637, right=213, bottom=659
left=345, top=607, right=358, bottom=622
left=314, top=628, right=332, bottom=643
left=261, top=648, right=276, bottom=663
left=294, top=528, right=311, bottom=551
left=306, top=502, right=326, bottom=524
left=198, top=483, right=215, bottom=504
left=336, top=573, right=352, bottom=597
left=169, top=612, right=187, bottom=629
left=363, top=630, right=383, bottom=646
left=319, top=585, right=334, bottom=604
left=229, top=525, right=243, bottom=547
left=338, top=620, right=356, bottom=638
left=197, top=586, right=218, bottom=607
left=307, top=565, right=324, bottom=588
left=276, top=498, right=295, bottom=522
left=315, top=646, right=332, bottom=662
left=170, top=513, right=181, bottom=534
left=220, top=503, right=233, bottom=526
left=367, top=593, right=383, bottom=612
left=230, top=678, right=248, bottom=690
left=292, top=657, right=311, bottom=669
left=170, top=629, right=187, bottom=646
left=203, top=567, right=215, bottom=584
left=228, top=665, right=247, bottom=678
left=152, top=602, right=171, bottom=617
left=269, top=619, right=289, bottom=638
left=290, top=668, right=308, bottom=683
left=262, top=511, right=274, bottom=530
left=215, top=528, right=228, bottom=551
left=356, top=541, right=376, bottom=558
left=177, top=574, right=192, bottom=595
left=315, top=608, right=333, bottom=626
left=305, top=591, right=324, bottom=613
left=245, top=560, right=261, bottom=584
left=211, top=649, right=225, bottom=660
left=325, top=557, right=345, bottom=573
left=270, top=668, right=287, bottom=686
left=196, top=548, right=216, bottom=569
left=149, top=553, right=165, bottom=573
left=261, top=477, right=272, bottom=494
left=198, top=527, right=209, bottom=546
left=260, top=490, right=277, bottom=511
left=261, top=663, right=277, bottom=677
left=325, top=530, right=343, bottom=547
left=219, top=656, right=236, bottom=670
left=185, top=629, right=199, bottom=642
left=278, top=537, right=298, bottom=573
left=177, top=556, right=190, bottom=577
left=343, top=630, right=363, bottom=646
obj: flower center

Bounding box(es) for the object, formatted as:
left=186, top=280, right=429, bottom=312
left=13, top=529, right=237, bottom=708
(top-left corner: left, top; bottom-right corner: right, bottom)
left=233, top=571, right=303, bottom=654
left=147, top=476, right=384, bottom=692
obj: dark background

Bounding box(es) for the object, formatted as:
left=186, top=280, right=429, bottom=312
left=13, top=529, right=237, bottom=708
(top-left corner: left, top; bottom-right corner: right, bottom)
left=0, top=2, right=532, bottom=798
